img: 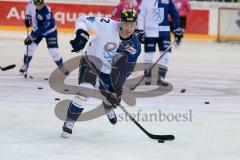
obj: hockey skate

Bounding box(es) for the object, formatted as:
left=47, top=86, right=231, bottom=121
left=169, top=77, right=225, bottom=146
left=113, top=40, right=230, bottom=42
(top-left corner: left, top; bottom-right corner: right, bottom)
left=157, top=68, right=169, bottom=87
left=157, top=77, right=169, bottom=87
left=103, top=102, right=117, bottom=125
left=59, top=66, right=69, bottom=76
left=19, top=64, right=27, bottom=73
left=105, top=109, right=117, bottom=125
left=60, top=121, right=74, bottom=138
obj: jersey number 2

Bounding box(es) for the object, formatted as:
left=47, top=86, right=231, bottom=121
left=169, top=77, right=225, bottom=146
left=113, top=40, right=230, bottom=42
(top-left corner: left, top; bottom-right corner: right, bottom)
left=100, top=18, right=110, bottom=23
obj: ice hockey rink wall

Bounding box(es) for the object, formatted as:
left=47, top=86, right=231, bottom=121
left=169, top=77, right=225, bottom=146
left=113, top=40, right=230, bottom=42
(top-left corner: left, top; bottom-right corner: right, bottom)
left=0, top=0, right=240, bottom=41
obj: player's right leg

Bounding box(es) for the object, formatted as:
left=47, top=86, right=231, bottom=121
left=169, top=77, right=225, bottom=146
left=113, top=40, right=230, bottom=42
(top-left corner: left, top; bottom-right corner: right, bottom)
left=19, top=36, right=42, bottom=73
left=46, top=31, right=69, bottom=75
left=144, top=37, right=157, bottom=85
left=61, top=90, right=91, bottom=138
left=61, top=56, right=97, bottom=138
left=99, top=72, right=119, bottom=125
left=157, top=36, right=172, bottom=87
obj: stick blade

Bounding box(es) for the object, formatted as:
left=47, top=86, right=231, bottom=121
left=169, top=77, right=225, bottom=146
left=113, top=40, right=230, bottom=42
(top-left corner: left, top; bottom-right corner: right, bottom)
left=0, top=64, right=16, bottom=71
left=150, top=134, right=175, bottom=141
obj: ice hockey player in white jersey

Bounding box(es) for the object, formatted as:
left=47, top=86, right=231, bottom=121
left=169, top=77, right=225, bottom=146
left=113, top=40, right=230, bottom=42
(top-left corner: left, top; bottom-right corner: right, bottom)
left=60, top=8, right=141, bottom=138
left=19, top=0, right=69, bottom=75
left=137, top=0, right=184, bottom=86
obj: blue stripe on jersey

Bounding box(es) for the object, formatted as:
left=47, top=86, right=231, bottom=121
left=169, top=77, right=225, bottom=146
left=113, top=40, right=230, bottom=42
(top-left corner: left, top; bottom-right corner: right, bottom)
left=156, top=0, right=180, bottom=37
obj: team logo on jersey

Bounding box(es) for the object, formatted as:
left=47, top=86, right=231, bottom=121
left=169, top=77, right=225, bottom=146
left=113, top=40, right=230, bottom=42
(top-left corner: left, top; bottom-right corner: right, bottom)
left=37, top=14, right=43, bottom=20
left=125, top=45, right=137, bottom=55
left=87, top=16, right=96, bottom=23
left=103, top=42, right=118, bottom=64
left=104, top=42, right=118, bottom=53
left=161, top=0, right=169, bottom=4
left=152, top=8, right=164, bottom=23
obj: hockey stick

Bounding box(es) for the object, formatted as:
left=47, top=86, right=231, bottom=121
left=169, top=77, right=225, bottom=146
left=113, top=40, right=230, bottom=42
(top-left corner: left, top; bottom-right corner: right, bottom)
left=118, top=104, right=174, bottom=141
left=24, top=27, right=30, bottom=79
left=129, top=41, right=176, bottom=90
left=85, top=56, right=175, bottom=142
left=0, top=64, right=16, bottom=71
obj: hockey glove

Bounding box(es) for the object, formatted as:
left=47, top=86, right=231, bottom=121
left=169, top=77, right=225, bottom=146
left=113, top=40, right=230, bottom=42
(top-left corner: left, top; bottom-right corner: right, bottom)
left=70, top=29, right=89, bottom=53
left=24, top=34, right=36, bottom=45
left=103, top=92, right=121, bottom=108
left=135, top=30, right=145, bottom=44
left=25, top=15, right=32, bottom=28
left=173, top=27, right=184, bottom=46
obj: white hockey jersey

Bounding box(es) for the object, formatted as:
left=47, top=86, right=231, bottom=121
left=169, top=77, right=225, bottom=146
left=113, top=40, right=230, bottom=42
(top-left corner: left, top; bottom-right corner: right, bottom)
left=138, top=0, right=180, bottom=37
left=75, top=16, right=141, bottom=75
left=75, top=16, right=123, bottom=74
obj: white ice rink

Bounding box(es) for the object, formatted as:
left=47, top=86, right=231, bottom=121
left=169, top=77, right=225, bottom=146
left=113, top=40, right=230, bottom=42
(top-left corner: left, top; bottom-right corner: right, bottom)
left=0, top=30, right=240, bottom=160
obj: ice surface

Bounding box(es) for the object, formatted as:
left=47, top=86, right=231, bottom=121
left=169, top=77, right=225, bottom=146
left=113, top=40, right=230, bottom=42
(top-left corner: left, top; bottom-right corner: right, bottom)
left=0, top=30, right=240, bottom=160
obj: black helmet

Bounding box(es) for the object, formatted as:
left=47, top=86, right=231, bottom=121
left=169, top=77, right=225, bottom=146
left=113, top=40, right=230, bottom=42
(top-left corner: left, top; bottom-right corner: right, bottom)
left=34, top=0, right=44, bottom=5
left=121, top=8, right=137, bottom=22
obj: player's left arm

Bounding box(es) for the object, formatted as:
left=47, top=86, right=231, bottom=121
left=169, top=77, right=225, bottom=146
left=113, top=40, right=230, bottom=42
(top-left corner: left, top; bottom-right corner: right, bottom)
left=111, top=37, right=141, bottom=94
left=102, top=37, right=141, bottom=107
left=70, top=16, right=113, bottom=53
left=24, top=2, right=32, bottom=28
left=169, top=0, right=184, bottom=45
left=136, top=0, right=146, bottom=43
left=169, top=0, right=180, bottom=29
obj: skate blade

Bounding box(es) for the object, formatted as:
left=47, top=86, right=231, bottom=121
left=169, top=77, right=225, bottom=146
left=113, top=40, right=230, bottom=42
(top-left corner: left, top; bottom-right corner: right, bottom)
left=60, top=131, right=70, bottom=138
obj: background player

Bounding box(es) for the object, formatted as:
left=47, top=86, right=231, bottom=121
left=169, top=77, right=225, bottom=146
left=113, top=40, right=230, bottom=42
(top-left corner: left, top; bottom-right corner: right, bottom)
left=137, top=0, right=184, bottom=86
left=111, top=0, right=142, bottom=21
left=60, top=8, right=141, bottom=138
left=170, top=0, right=191, bottom=31
left=19, top=0, right=69, bottom=75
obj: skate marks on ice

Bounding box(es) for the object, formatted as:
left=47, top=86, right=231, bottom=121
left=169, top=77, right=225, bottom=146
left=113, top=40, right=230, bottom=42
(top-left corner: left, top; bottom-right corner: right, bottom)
left=49, top=56, right=173, bottom=121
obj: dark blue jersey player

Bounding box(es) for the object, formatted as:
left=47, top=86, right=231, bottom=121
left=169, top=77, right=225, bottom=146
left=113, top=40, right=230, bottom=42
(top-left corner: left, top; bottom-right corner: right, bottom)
left=20, top=0, right=69, bottom=75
